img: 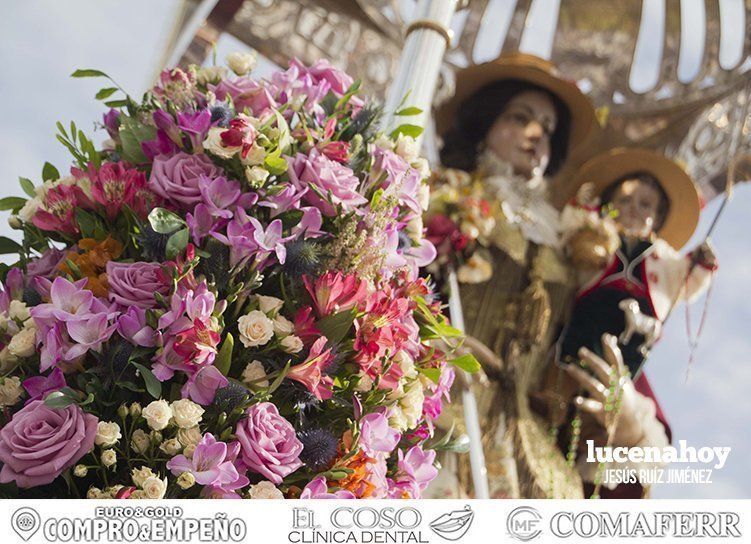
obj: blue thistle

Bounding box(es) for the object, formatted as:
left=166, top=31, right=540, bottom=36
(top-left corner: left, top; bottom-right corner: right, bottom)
left=136, top=224, right=170, bottom=262
left=283, top=239, right=321, bottom=277
left=213, top=380, right=250, bottom=413
left=298, top=428, right=339, bottom=471
left=210, top=103, right=233, bottom=127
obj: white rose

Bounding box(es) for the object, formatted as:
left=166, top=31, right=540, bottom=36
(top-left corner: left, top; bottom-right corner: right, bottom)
left=196, top=65, right=227, bottom=85
left=354, top=372, right=374, bottom=392
left=0, top=346, right=19, bottom=372
left=176, top=426, right=203, bottom=448
left=170, top=399, right=204, bottom=429
left=7, top=215, right=21, bottom=229
left=8, top=300, right=30, bottom=321
left=183, top=444, right=197, bottom=459
left=86, top=487, right=103, bottom=499
left=372, top=135, right=395, bottom=150
left=131, top=466, right=156, bottom=488
left=241, top=360, right=269, bottom=388
left=257, top=295, right=284, bottom=315
left=393, top=350, right=417, bottom=379
left=280, top=335, right=303, bottom=354
left=226, top=51, right=257, bottom=76
left=101, top=450, right=117, bottom=467
left=142, top=476, right=168, bottom=499
left=159, top=438, right=183, bottom=456
left=0, top=376, right=23, bottom=407
left=238, top=310, right=275, bottom=347
left=241, top=144, right=266, bottom=166
left=273, top=315, right=294, bottom=336
left=142, top=400, right=172, bottom=430
left=131, top=429, right=150, bottom=453
left=177, top=472, right=196, bottom=490
left=395, top=134, right=419, bottom=162
left=203, top=127, right=239, bottom=159
left=246, top=166, right=269, bottom=185
left=389, top=380, right=424, bottom=432
left=95, top=421, right=122, bottom=447
left=17, top=196, right=42, bottom=223
left=248, top=480, right=284, bottom=499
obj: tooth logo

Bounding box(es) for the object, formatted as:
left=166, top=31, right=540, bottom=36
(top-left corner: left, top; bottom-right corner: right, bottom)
left=429, top=505, right=475, bottom=541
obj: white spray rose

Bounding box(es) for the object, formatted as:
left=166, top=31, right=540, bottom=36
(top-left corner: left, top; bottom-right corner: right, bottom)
left=248, top=480, right=284, bottom=499
left=226, top=51, right=257, bottom=76
left=170, top=399, right=204, bottom=429
left=131, top=466, right=156, bottom=488
left=238, top=310, right=274, bottom=347
left=142, top=476, right=168, bottom=499
left=142, top=400, right=172, bottom=431
left=95, top=421, right=122, bottom=447
left=241, top=360, right=269, bottom=388
left=0, top=376, right=23, bottom=407
left=273, top=315, right=294, bottom=336
left=280, top=335, right=304, bottom=354
left=101, top=450, right=117, bottom=467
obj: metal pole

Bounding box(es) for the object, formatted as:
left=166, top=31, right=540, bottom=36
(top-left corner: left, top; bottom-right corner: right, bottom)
left=380, top=0, right=459, bottom=144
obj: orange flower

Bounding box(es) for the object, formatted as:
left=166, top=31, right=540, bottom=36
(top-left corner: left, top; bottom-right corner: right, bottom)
left=58, top=237, right=124, bottom=297
left=334, top=450, right=378, bottom=498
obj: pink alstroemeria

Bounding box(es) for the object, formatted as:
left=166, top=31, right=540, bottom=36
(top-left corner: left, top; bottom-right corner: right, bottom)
left=31, top=183, right=92, bottom=236
left=302, top=271, right=369, bottom=318
left=287, top=336, right=335, bottom=401
left=88, top=162, right=145, bottom=220
left=220, top=116, right=258, bottom=159
left=166, top=433, right=241, bottom=486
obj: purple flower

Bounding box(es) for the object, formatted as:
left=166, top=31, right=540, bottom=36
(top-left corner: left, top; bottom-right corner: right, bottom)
left=167, top=433, right=241, bottom=486
left=198, top=176, right=241, bottom=219
left=423, top=365, right=455, bottom=420
left=152, top=110, right=182, bottom=146
left=148, top=152, right=223, bottom=210
left=22, top=367, right=66, bottom=403
left=0, top=268, right=24, bottom=314
left=106, top=261, right=172, bottom=310
left=117, top=306, right=157, bottom=347
left=0, top=399, right=97, bottom=488
left=103, top=108, right=121, bottom=140
left=387, top=446, right=438, bottom=499
left=358, top=412, right=401, bottom=459
left=211, top=77, right=278, bottom=117
left=370, top=147, right=422, bottom=216
left=30, top=277, right=118, bottom=372
left=181, top=365, right=228, bottom=405
left=235, top=402, right=303, bottom=484
left=25, top=247, right=67, bottom=281
left=299, top=476, right=356, bottom=499
left=287, top=149, right=367, bottom=216
left=178, top=110, right=211, bottom=153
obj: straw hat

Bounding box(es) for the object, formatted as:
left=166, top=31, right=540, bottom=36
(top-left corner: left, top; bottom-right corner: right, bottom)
left=434, top=52, right=598, bottom=151
left=565, top=148, right=701, bottom=249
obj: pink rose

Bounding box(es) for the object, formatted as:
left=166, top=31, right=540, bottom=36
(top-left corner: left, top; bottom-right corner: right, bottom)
left=107, top=261, right=172, bottom=310
left=0, top=400, right=97, bottom=488
left=235, top=402, right=303, bottom=484
left=148, top=152, right=223, bottom=210
left=287, top=149, right=367, bottom=216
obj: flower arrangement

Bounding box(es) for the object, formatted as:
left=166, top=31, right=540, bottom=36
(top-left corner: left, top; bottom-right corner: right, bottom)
left=425, top=168, right=498, bottom=284
left=0, top=53, right=476, bottom=499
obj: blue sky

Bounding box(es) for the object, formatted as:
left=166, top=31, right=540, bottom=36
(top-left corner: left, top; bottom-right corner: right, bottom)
left=0, top=0, right=748, bottom=498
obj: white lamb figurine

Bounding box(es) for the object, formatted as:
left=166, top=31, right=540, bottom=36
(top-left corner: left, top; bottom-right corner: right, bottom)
left=618, top=298, right=662, bottom=358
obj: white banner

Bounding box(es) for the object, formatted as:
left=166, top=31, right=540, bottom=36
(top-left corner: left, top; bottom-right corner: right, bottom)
left=1, top=499, right=748, bottom=543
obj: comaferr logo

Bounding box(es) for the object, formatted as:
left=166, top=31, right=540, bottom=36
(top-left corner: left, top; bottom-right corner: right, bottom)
left=507, top=506, right=542, bottom=541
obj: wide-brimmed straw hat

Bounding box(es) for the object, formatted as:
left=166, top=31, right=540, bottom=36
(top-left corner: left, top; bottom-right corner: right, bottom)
left=434, top=52, right=598, bottom=151
left=565, top=148, right=701, bottom=249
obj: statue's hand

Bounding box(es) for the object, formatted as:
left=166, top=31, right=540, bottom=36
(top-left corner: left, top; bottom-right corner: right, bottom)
left=562, top=334, right=645, bottom=447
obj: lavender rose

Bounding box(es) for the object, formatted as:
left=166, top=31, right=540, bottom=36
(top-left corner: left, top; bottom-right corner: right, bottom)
left=148, top=152, right=223, bottom=210
left=0, top=399, right=97, bottom=488
left=287, top=149, right=367, bottom=216
left=235, top=402, right=303, bottom=484
left=107, top=261, right=172, bottom=310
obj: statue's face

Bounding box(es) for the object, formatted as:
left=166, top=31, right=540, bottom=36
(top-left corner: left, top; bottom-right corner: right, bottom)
left=610, top=178, right=663, bottom=238
left=484, top=90, right=557, bottom=178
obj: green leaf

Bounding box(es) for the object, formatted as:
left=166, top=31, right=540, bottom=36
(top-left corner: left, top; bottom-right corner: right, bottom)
left=132, top=362, right=162, bottom=400
left=395, top=106, right=422, bottom=116
left=165, top=228, right=189, bottom=259
left=272, top=109, right=292, bottom=154
left=95, top=87, right=118, bottom=100
left=268, top=360, right=291, bottom=394
left=71, top=68, right=108, bottom=78
left=264, top=155, right=288, bottom=176
left=215, top=333, right=234, bottom=376
left=390, top=124, right=423, bottom=139
left=118, top=117, right=155, bottom=164
left=316, top=309, right=356, bottom=344
left=148, top=207, right=185, bottom=234
left=18, top=177, right=35, bottom=198
left=0, top=237, right=22, bottom=255
left=104, top=99, right=129, bottom=108
left=449, top=353, right=481, bottom=374
left=418, top=367, right=441, bottom=384
left=0, top=197, right=26, bottom=211
left=75, top=209, right=97, bottom=239
left=42, top=162, right=60, bottom=182
left=44, top=391, right=77, bottom=409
